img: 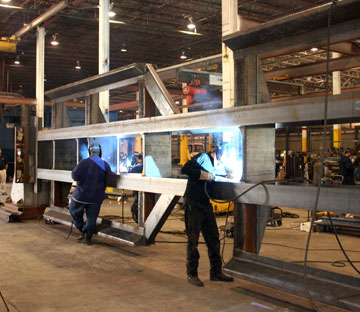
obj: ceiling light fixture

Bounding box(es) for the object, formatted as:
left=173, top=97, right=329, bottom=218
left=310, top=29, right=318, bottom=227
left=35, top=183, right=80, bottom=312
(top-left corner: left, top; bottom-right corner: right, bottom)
left=109, top=2, right=115, bottom=17
left=51, top=33, right=59, bottom=46
left=75, top=60, right=81, bottom=70
left=180, top=51, right=187, bottom=60
left=0, top=3, right=22, bottom=9
left=311, top=47, right=318, bottom=52
left=177, top=30, right=202, bottom=36
left=120, top=43, right=127, bottom=53
left=14, top=55, right=20, bottom=65
left=187, top=16, right=196, bottom=30
left=109, top=20, right=125, bottom=25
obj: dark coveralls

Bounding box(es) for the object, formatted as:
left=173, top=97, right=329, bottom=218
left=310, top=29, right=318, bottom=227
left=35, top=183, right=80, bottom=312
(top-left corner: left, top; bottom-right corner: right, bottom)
left=181, top=153, right=222, bottom=278
left=129, top=163, right=143, bottom=223
left=70, top=156, right=111, bottom=237
left=339, top=155, right=355, bottom=185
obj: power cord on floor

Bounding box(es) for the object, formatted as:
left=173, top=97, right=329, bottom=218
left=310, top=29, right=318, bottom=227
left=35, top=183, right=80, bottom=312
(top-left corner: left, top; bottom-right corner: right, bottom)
left=204, top=178, right=305, bottom=264
left=0, top=291, right=9, bottom=312
left=262, top=242, right=360, bottom=253
left=327, top=212, right=360, bottom=274
left=303, top=2, right=338, bottom=311
left=293, top=260, right=360, bottom=268
left=37, top=214, right=74, bottom=240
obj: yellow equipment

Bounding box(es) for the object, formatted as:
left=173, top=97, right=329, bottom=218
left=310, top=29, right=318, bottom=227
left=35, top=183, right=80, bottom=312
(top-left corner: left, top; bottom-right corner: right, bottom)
left=211, top=200, right=234, bottom=214
left=0, top=36, right=19, bottom=53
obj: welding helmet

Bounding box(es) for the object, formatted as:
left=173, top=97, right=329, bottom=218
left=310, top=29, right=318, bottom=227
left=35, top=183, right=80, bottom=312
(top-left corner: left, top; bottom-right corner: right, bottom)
left=214, top=143, right=232, bottom=171
left=215, top=143, right=229, bottom=160
left=88, top=143, right=102, bottom=158
left=131, top=152, right=143, bottom=166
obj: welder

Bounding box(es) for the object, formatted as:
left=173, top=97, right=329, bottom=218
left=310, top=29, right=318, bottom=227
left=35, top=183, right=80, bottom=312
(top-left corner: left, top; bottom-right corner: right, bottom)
left=181, top=146, right=234, bottom=287
left=129, top=152, right=143, bottom=223
left=70, top=143, right=112, bottom=245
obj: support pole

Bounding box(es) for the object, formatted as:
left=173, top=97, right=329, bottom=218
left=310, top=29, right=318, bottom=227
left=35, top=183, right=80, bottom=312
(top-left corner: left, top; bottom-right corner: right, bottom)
left=236, top=54, right=274, bottom=254
left=98, top=0, right=110, bottom=122
left=36, top=27, right=45, bottom=127
left=332, top=52, right=341, bottom=150
left=302, top=126, right=308, bottom=153
left=222, top=0, right=237, bottom=109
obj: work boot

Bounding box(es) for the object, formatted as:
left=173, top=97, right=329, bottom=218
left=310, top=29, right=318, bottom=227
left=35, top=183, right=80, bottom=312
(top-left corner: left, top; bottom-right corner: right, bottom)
left=187, top=275, right=204, bottom=287
left=83, top=232, right=93, bottom=246
left=210, top=272, right=234, bottom=282
left=77, top=231, right=85, bottom=243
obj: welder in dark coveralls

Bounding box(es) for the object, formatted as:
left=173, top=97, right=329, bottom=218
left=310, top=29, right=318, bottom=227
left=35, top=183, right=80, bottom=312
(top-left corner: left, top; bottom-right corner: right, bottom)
left=70, top=143, right=112, bottom=245
left=181, top=147, right=234, bottom=287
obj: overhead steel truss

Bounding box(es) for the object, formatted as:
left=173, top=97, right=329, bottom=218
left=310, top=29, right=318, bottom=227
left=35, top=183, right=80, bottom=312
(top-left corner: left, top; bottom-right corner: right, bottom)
left=37, top=1, right=360, bottom=309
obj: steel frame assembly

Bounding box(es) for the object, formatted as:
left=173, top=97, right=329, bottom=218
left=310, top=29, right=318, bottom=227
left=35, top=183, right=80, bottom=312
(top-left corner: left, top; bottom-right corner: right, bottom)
left=36, top=0, right=360, bottom=309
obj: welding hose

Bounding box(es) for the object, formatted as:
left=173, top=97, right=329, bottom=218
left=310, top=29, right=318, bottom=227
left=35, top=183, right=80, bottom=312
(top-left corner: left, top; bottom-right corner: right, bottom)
left=204, top=178, right=304, bottom=204
left=37, top=213, right=74, bottom=240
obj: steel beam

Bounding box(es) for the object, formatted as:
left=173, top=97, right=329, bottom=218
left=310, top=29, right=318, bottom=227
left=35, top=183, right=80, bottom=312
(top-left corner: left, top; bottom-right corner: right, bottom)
left=264, top=55, right=360, bottom=80
left=38, top=91, right=360, bottom=141
left=144, top=64, right=180, bottom=115
left=14, top=1, right=68, bottom=38
left=45, top=64, right=145, bottom=102
left=212, top=181, right=360, bottom=215
left=231, top=18, right=360, bottom=59
left=224, top=251, right=360, bottom=311
left=223, top=0, right=360, bottom=52
left=144, top=195, right=180, bottom=243
left=37, top=169, right=360, bottom=215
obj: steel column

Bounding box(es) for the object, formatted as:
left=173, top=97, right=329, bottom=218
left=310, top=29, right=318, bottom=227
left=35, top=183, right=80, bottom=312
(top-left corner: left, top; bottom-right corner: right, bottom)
left=236, top=54, right=274, bottom=254
left=98, top=0, right=110, bottom=122
left=333, top=52, right=342, bottom=149
left=36, top=27, right=45, bottom=128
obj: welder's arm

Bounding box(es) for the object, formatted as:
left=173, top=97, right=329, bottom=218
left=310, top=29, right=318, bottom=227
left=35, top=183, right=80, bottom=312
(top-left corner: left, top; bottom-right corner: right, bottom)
left=181, top=160, right=214, bottom=181
left=181, top=160, right=201, bottom=179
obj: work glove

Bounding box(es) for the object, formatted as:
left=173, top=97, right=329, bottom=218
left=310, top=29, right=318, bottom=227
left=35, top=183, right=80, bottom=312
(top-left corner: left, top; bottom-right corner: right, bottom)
left=199, top=170, right=214, bottom=181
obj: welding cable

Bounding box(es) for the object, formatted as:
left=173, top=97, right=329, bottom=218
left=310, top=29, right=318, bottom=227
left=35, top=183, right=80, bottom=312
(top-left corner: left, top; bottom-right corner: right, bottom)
left=220, top=202, right=232, bottom=264
left=37, top=214, right=74, bottom=240
left=326, top=212, right=360, bottom=274
left=292, top=260, right=360, bottom=268
left=303, top=1, right=338, bottom=311
left=204, top=178, right=305, bottom=204
left=204, top=178, right=304, bottom=264
left=0, top=291, right=9, bottom=312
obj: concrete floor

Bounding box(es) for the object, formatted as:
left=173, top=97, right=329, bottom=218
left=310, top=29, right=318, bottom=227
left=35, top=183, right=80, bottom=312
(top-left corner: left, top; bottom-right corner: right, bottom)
left=0, top=183, right=357, bottom=312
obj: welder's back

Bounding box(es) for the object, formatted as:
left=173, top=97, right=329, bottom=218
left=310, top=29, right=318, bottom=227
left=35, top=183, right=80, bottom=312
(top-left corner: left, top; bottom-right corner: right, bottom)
left=71, top=157, right=111, bottom=204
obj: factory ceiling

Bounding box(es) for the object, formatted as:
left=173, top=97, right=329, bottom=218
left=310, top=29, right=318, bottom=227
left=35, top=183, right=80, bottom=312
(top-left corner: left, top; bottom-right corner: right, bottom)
left=1, top=0, right=359, bottom=107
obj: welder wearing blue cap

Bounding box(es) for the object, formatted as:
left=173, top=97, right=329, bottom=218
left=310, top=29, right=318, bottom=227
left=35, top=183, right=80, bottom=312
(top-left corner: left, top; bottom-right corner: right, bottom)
left=70, top=143, right=112, bottom=245
left=181, top=146, right=234, bottom=287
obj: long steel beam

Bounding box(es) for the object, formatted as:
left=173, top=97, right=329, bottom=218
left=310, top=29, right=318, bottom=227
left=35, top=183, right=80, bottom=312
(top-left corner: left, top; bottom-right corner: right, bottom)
left=144, top=64, right=180, bottom=115
left=223, top=0, right=360, bottom=52
left=37, top=169, right=360, bottom=214
left=230, top=19, right=360, bottom=59
left=264, top=55, right=360, bottom=80
left=45, top=64, right=145, bottom=102
left=37, top=91, right=360, bottom=141
left=14, top=1, right=68, bottom=38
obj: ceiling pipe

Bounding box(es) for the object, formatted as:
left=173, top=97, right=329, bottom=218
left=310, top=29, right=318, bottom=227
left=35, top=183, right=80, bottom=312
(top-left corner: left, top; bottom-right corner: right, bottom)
left=13, top=1, right=68, bottom=38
